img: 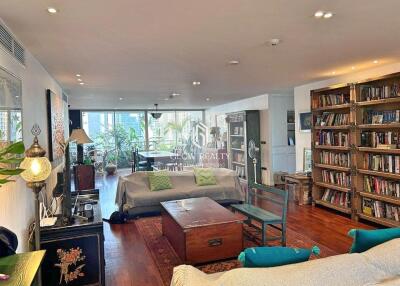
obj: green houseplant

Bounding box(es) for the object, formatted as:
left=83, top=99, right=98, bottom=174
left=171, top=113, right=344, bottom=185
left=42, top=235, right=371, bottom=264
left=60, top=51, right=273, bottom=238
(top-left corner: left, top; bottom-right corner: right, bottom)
left=0, top=141, right=25, bottom=186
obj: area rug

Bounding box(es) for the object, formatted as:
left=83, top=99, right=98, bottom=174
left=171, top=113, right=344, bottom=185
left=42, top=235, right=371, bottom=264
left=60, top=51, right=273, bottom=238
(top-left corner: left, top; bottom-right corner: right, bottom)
left=135, top=216, right=338, bottom=286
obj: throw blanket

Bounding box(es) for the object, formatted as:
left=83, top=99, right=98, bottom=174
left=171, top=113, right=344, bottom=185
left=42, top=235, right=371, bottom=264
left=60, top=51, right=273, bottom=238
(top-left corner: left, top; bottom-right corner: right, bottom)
left=171, top=238, right=400, bottom=286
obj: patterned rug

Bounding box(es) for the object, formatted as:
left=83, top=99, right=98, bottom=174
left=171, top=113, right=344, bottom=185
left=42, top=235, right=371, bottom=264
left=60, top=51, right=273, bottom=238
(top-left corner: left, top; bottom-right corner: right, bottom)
left=134, top=216, right=338, bottom=286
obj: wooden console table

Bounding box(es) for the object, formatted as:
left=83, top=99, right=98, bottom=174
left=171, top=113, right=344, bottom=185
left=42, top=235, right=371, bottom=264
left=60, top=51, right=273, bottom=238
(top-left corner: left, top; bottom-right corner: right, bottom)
left=285, top=173, right=312, bottom=205
left=0, top=250, right=45, bottom=286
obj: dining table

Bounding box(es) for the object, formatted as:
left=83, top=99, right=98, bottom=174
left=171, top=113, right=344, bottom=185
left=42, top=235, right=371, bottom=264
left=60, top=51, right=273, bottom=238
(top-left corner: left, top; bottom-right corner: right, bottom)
left=138, top=151, right=181, bottom=171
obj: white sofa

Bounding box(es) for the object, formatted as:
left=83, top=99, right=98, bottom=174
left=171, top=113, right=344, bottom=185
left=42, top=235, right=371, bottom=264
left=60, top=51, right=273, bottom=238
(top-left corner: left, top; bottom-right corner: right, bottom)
left=171, top=238, right=400, bottom=286
left=115, top=168, right=244, bottom=217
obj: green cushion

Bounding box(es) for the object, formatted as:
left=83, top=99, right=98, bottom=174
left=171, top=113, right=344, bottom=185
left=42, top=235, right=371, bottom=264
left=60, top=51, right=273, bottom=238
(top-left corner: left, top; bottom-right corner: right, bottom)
left=148, top=171, right=173, bottom=191
left=348, top=227, right=400, bottom=253
left=238, top=246, right=320, bottom=268
left=194, top=168, right=217, bottom=186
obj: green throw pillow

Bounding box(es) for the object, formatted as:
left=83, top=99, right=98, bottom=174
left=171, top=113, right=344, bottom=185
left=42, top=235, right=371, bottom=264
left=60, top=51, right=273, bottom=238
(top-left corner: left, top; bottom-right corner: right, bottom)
left=148, top=171, right=173, bottom=191
left=348, top=227, right=400, bottom=253
left=238, top=246, right=320, bottom=268
left=194, top=168, right=217, bottom=186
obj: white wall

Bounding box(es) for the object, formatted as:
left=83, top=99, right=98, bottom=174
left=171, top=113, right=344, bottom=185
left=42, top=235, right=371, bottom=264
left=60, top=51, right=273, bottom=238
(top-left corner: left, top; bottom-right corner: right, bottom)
left=0, top=19, right=64, bottom=252
left=294, top=62, right=400, bottom=171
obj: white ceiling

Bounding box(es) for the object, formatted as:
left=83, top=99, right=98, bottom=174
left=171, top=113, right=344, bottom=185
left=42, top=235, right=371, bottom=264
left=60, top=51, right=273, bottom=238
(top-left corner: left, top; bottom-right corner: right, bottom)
left=1, top=0, right=400, bottom=109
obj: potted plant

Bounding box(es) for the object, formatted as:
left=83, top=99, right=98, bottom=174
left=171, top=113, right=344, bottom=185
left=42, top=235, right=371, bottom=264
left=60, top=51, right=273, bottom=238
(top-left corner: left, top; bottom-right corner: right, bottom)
left=105, top=152, right=117, bottom=176
left=0, top=141, right=25, bottom=187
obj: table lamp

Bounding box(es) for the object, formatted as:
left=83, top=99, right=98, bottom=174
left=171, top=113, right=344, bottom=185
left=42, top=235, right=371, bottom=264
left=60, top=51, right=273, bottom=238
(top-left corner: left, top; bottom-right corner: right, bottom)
left=69, top=128, right=93, bottom=164
left=20, top=125, right=51, bottom=251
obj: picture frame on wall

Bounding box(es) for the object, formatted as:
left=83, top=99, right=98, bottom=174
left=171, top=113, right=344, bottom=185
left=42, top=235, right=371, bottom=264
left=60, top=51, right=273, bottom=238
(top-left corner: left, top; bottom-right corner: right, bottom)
left=46, top=89, right=68, bottom=163
left=303, top=147, right=312, bottom=173
left=299, top=111, right=312, bottom=132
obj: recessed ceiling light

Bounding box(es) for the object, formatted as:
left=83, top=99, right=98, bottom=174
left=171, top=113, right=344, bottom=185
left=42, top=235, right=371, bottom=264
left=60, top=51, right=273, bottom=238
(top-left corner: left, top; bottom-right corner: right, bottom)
left=228, top=60, right=240, bottom=65
left=192, top=81, right=201, bottom=86
left=332, top=71, right=336, bottom=75
left=270, top=38, right=281, bottom=46
left=47, top=7, right=57, bottom=14
left=119, top=97, right=123, bottom=101
left=77, top=78, right=82, bottom=82
left=164, top=98, right=169, bottom=101
left=206, top=97, right=211, bottom=101
left=314, top=11, right=324, bottom=18
left=323, top=12, right=333, bottom=18
left=79, top=82, right=85, bottom=85
left=351, top=66, right=356, bottom=70
left=171, top=92, right=180, bottom=97
left=76, top=74, right=81, bottom=77
left=373, top=60, right=379, bottom=64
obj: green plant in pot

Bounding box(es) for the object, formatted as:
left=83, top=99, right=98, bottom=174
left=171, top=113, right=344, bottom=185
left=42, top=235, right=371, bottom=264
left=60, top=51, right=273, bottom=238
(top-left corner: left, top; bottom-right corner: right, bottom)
left=105, top=152, right=117, bottom=176
left=0, top=141, right=25, bottom=186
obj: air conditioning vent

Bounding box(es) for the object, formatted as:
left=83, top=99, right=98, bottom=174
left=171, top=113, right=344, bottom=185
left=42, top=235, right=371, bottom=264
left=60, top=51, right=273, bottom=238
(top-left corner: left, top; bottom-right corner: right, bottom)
left=0, top=23, right=25, bottom=65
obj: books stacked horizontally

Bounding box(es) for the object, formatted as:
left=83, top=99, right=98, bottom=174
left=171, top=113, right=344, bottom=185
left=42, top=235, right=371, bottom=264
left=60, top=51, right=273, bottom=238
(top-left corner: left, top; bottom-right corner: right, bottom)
left=363, top=175, right=400, bottom=197
left=322, top=189, right=351, bottom=208
left=362, top=198, right=400, bottom=222
left=360, top=84, right=400, bottom=101
left=320, top=151, right=350, bottom=167
left=316, top=131, right=349, bottom=147
left=364, top=154, right=400, bottom=173
left=315, top=112, right=349, bottom=126
left=360, top=131, right=400, bottom=148
left=318, top=93, right=350, bottom=107
left=363, top=110, right=400, bottom=124
left=321, top=170, right=351, bottom=187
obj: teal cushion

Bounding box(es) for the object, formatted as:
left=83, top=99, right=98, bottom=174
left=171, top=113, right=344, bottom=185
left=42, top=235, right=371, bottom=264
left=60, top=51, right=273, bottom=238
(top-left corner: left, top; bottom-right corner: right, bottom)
left=238, top=246, right=320, bottom=268
left=348, top=228, right=400, bottom=253
left=194, top=168, right=217, bottom=186
left=148, top=171, right=173, bottom=191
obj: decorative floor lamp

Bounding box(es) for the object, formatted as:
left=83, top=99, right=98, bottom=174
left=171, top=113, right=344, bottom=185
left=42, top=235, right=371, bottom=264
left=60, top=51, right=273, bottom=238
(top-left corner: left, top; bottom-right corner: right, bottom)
left=20, top=125, right=52, bottom=251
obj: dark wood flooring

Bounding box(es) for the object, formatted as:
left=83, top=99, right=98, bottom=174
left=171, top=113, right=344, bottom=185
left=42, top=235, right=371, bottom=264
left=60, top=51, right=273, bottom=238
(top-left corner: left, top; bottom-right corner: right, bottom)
left=97, top=170, right=375, bottom=286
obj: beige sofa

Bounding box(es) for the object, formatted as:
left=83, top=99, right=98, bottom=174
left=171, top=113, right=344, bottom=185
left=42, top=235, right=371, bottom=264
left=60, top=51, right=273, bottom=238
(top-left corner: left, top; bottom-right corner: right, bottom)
left=171, top=238, right=400, bottom=286
left=115, top=168, right=244, bottom=217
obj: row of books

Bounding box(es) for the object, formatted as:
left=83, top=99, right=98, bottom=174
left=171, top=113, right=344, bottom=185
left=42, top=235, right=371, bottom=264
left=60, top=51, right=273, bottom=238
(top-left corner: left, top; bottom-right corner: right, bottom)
left=316, top=131, right=349, bottom=147
left=321, top=170, right=351, bottom=187
left=315, top=112, right=349, bottom=126
left=319, top=151, right=350, bottom=167
left=317, top=93, right=350, bottom=107
left=233, top=152, right=245, bottom=164
left=234, top=165, right=246, bottom=179
left=363, top=153, right=400, bottom=174
left=360, top=131, right=400, bottom=148
left=360, top=84, right=400, bottom=101
left=321, top=189, right=351, bottom=208
left=362, top=198, right=400, bottom=222
left=363, top=175, right=400, bottom=198
left=363, top=110, right=400, bottom=124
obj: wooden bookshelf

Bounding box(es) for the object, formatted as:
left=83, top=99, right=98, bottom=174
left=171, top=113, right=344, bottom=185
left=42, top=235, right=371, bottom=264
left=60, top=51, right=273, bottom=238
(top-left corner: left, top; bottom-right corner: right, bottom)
left=358, top=213, right=400, bottom=227
left=314, top=163, right=351, bottom=172
left=359, top=191, right=400, bottom=206
left=357, top=169, right=400, bottom=180
left=314, top=145, right=351, bottom=151
left=313, top=125, right=350, bottom=130
left=358, top=147, right=400, bottom=154
left=314, top=199, right=352, bottom=214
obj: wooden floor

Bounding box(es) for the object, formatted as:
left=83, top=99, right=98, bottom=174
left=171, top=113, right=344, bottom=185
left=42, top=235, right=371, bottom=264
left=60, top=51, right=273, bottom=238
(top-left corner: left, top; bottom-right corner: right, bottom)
left=97, top=169, right=375, bottom=286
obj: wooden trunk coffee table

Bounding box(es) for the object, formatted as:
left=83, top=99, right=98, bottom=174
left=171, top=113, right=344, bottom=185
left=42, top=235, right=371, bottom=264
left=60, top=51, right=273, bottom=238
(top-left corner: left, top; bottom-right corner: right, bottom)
left=161, top=197, right=244, bottom=264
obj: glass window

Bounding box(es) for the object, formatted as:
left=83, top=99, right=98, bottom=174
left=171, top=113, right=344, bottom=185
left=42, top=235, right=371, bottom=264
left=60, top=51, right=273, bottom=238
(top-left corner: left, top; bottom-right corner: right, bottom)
left=147, top=111, right=176, bottom=151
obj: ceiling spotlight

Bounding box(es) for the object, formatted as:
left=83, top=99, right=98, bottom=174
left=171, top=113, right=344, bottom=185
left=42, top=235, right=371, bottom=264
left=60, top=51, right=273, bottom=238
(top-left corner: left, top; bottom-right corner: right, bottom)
left=192, top=81, right=201, bottom=86
left=228, top=60, right=240, bottom=65
left=270, top=39, right=281, bottom=46
left=47, top=7, right=58, bottom=14
left=119, top=97, right=123, bottom=101
left=373, top=60, right=379, bottom=64
left=323, top=12, right=333, bottom=18
left=314, top=11, right=324, bottom=18
left=351, top=66, right=356, bottom=70
left=77, top=78, right=82, bottom=82
left=164, top=98, right=169, bottom=101
left=76, top=74, right=81, bottom=77
left=332, top=71, right=336, bottom=75
left=171, top=92, right=180, bottom=97
left=79, top=82, right=85, bottom=85
left=206, top=97, right=211, bottom=101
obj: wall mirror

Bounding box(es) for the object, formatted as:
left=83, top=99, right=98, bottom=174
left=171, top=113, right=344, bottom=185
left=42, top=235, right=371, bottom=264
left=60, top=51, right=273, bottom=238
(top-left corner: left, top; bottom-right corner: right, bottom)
left=0, top=66, right=22, bottom=147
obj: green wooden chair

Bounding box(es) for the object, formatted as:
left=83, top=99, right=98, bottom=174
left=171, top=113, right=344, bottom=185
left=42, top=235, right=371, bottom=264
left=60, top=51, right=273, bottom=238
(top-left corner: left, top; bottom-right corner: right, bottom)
left=232, top=182, right=289, bottom=246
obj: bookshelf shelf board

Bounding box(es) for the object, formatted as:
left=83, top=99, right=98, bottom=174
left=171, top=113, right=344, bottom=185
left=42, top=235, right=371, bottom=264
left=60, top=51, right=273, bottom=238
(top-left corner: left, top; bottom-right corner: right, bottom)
left=358, top=191, right=400, bottom=206
left=314, top=199, right=352, bottom=214
left=357, top=147, right=400, bottom=154
left=358, top=123, right=400, bottom=129
left=314, top=163, right=351, bottom=172
left=313, top=125, right=350, bottom=130
left=314, top=181, right=351, bottom=193
left=357, top=169, right=400, bottom=180
left=357, top=97, right=400, bottom=107
left=312, top=104, right=351, bottom=112
left=314, top=145, right=351, bottom=151
left=358, top=213, right=400, bottom=227
left=231, top=148, right=244, bottom=152
left=230, top=134, right=244, bottom=137
left=232, top=161, right=245, bottom=166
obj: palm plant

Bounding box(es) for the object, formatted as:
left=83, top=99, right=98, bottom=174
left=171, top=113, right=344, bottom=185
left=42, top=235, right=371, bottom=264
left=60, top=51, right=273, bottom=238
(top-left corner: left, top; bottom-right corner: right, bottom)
left=0, top=141, right=25, bottom=186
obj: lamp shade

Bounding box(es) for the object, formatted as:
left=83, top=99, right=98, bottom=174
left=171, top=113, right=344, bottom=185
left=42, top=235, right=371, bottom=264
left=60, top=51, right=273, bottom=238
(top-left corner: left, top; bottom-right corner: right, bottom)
left=20, top=157, right=51, bottom=183
left=69, top=128, right=93, bottom=144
